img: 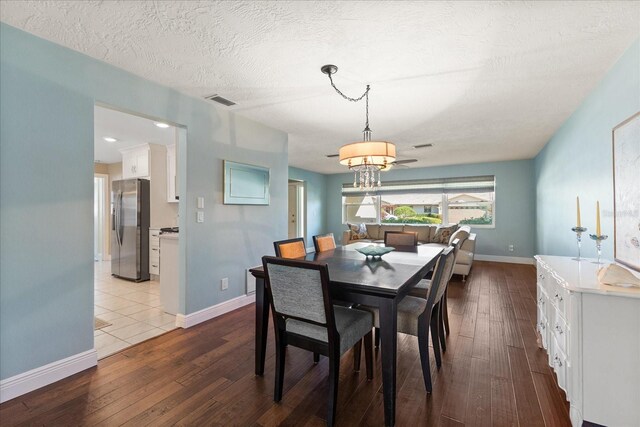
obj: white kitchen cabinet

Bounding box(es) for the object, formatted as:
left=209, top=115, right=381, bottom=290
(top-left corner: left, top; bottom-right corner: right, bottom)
left=159, top=233, right=179, bottom=315
left=149, top=228, right=160, bottom=275
left=166, top=143, right=178, bottom=203
left=120, top=144, right=150, bottom=179
left=536, top=255, right=640, bottom=426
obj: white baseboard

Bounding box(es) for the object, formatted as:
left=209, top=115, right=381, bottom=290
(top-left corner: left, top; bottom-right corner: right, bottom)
left=475, top=254, right=535, bottom=265
left=0, top=349, right=97, bottom=403
left=175, top=293, right=256, bottom=329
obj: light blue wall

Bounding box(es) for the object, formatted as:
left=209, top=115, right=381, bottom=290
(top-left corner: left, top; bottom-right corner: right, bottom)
left=0, top=23, right=287, bottom=380
left=326, top=160, right=537, bottom=258
left=288, top=167, right=328, bottom=244
left=534, top=39, right=640, bottom=260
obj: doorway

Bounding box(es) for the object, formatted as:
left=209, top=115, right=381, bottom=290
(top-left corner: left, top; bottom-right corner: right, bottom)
left=288, top=180, right=306, bottom=240
left=93, top=104, right=185, bottom=360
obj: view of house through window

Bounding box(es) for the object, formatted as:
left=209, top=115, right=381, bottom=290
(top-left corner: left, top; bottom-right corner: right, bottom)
left=447, top=192, right=494, bottom=225
left=342, top=176, right=495, bottom=227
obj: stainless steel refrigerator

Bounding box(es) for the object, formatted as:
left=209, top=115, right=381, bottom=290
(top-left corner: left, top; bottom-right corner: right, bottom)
left=111, top=178, right=150, bottom=282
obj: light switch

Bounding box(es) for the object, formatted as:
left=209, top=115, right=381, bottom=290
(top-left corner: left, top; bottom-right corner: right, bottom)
left=196, top=211, right=204, bottom=223
left=197, top=196, right=205, bottom=209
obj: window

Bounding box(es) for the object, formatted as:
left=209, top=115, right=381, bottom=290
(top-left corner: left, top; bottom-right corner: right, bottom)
left=447, top=192, right=494, bottom=226
left=342, top=176, right=495, bottom=228
left=379, top=193, right=442, bottom=224
left=343, top=195, right=380, bottom=224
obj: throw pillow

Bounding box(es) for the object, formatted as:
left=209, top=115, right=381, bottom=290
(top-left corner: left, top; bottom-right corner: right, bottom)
left=432, top=224, right=458, bottom=244
left=347, top=223, right=369, bottom=240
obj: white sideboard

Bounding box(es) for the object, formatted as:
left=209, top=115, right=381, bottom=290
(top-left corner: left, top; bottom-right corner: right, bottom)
left=535, top=255, right=640, bottom=426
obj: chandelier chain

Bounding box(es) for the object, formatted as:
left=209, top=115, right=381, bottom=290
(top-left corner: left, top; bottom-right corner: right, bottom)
left=326, top=74, right=371, bottom=133
left=327, top=73, right=370, bottom=102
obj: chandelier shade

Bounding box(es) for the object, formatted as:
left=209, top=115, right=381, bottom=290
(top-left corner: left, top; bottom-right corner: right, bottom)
left=339, top=141, right=396, bottom=168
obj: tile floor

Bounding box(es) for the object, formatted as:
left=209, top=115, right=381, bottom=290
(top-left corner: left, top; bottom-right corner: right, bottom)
left=94, top=261, right=176, bottom=359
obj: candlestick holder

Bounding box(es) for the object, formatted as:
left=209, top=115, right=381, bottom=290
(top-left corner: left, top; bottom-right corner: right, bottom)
left=589, top=234, right=608, bottom=264
left=571, top=226, right=587, bottom=260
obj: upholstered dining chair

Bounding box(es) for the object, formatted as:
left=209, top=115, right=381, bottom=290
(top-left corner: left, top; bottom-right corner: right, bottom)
left=384, top=231, right=418, bottom=247
left=262, top=256, right=373, bottom=427
left=274, top=237, right=306, bottom=259
left=409, top=239, right=460, bottom=353
left=360, top=246, right=455, bottom=393
left=312, top=233, right=336, bottom=253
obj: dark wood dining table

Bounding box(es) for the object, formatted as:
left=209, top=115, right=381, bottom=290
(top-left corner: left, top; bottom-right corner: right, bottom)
left=250, top=242, right=443, bottom=427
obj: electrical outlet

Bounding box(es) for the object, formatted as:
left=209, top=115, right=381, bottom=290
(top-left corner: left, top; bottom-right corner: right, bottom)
left=221, top=277, right=229, bottom=290
left=508, top=244, right=514, bottom=252
left=196, top=211, right=204, bottom=223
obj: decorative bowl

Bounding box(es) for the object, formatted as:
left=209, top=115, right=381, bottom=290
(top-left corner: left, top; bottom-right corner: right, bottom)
left=355, top=245, right=395, bottom=258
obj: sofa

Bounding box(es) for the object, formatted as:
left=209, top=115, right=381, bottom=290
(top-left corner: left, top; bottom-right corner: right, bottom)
left=342, top=223, right=476, bottom=280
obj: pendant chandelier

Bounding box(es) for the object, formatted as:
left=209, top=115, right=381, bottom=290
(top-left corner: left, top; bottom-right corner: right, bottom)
left=321, top=65, right=396, bottom=191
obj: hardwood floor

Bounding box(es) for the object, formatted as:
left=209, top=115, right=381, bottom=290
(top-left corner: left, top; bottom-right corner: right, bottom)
left=0, top=261, right=571, bottom=426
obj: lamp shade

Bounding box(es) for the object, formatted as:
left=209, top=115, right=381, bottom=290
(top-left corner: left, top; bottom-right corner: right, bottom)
left=339, top=141, right=396, bottom=168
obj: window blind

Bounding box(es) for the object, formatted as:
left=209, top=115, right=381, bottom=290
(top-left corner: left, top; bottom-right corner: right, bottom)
left=342, top=175, right=495, bottom=196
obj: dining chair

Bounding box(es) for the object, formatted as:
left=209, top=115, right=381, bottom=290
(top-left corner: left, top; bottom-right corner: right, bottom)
left=262, top=256, right=374, bottom=426
left=313, top=233, right=336, bottom=253
left=360, top=246, right=455, bottom=392
left=409, top=239, right=460, bottom=352
left=274, top=237, right=307, bottom=258
left=384, top=231, right=418, bottom=246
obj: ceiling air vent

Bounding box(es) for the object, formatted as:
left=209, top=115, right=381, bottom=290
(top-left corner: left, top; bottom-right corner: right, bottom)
left=204, top=94, right=236, bottom=106
left=413, top=143, right=433, bottom=149
left=326, top=154, right=339, bottom=158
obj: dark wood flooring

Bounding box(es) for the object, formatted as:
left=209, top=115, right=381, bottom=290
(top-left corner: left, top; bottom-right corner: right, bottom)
left=0, top=261, right=571, bottom=426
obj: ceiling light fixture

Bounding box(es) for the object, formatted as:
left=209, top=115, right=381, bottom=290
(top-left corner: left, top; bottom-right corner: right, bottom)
left=103, top=136, right=118, bottom=142
left=154, top=122, right=170, bottom=129
left=321, top=64, right=396, bottom=191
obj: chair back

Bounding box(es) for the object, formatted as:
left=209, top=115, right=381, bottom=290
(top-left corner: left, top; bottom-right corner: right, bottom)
left=262, top=256, right=335, bottom=332
left=313, top=233, right=336, bottom=253
left=384, top=231, right=418, bottom=246
left=274, top=238, right=306, bottom=259
left=425, top=246, right=456, bottom=307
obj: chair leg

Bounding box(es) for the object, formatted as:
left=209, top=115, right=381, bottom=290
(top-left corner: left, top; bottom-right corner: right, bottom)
left=274, top=338, right=286, bottom=402
left=462, top=274, right=466, bottom=282
left=417, top=313, right=433, bottom=393
left=353, top=339, right=362, bottom=372
left=327, top=348, right=341, bottom=427
left=374, top=327, right=380, bottom=348
left=364, top=331, right=373, bottom=380
left=443, top=288, right=450, bottom=336
left=313, top=352, right=320, bottom=364
left=431, top=304, right=442, bottom=369
left=438, top=298, right=447, bottom=353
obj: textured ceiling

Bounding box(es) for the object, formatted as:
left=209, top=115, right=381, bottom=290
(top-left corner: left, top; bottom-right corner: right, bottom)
left=2, top=1, right=639, bottom=173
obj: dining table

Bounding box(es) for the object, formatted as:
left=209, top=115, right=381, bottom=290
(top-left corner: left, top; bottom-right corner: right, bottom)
left=250, top=241, right=444, bottom=427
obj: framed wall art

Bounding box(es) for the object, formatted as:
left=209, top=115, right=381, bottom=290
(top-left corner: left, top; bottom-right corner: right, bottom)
left=223, top=160, right=270, bottom=205
left=612, top=112, right=640, bottom=271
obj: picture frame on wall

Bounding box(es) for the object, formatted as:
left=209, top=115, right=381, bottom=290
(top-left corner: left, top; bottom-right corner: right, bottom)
left=612, top=111, right=640, bottom=271
left=223, top=160, right=270, bottom=205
